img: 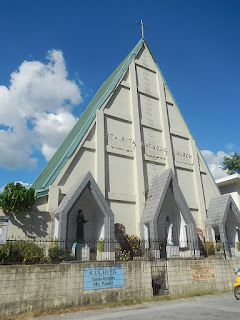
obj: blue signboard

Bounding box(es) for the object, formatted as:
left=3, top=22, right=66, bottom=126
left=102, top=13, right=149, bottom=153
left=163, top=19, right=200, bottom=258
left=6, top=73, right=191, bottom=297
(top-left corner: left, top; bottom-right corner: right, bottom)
left=83, top=266, right=124, bottom=290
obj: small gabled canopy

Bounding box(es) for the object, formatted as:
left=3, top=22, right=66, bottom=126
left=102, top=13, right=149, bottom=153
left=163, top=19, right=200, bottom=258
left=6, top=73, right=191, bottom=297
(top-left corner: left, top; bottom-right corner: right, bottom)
left=141, top=169, right=198, bottom=244
left=55, top=171, right=114, bottom=245
left=207, top=194, right=240, bottom=243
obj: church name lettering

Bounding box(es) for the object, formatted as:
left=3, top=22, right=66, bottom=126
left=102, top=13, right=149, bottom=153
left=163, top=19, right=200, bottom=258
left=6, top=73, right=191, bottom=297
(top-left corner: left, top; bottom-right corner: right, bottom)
left=191, top=264, right=216, bottom=280
left=106, top=133, right=136, bottom=147
left=173, top=151, right=192, bottom=160
left=88, top=269, right=117, bottom=276
left=106, top=133, right=192, bottom=160
left=83, top=266, right=124, bottom=290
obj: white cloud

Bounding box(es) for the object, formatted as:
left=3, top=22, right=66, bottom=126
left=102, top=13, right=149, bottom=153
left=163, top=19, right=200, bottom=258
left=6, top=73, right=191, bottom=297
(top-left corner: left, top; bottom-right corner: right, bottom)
left=16, top=181, right=32, bottom=187
left=33, top=111, right=78, bottom=160
left=225, top=143, right=236, bottom=151
left=201, top=150, right=230, bottom=180
left=0, top=50, right=82, bottom=169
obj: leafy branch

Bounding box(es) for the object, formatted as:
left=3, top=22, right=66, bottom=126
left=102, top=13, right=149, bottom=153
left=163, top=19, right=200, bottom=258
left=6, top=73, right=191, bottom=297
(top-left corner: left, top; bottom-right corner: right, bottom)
left=222, top=152, right=240, bottom=175
left=0, top=182, right=36, bottom=212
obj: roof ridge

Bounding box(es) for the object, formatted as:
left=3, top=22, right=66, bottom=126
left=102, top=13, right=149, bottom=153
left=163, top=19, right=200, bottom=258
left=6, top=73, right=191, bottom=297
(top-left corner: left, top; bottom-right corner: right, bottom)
left=32, top=38, right=145, bottom=193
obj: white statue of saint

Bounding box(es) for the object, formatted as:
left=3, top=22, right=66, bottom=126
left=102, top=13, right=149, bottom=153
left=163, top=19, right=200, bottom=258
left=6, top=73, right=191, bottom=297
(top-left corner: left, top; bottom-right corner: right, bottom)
left=179, top=212, right=187, bottom=248
left=165, top=216, right=174, bottom=246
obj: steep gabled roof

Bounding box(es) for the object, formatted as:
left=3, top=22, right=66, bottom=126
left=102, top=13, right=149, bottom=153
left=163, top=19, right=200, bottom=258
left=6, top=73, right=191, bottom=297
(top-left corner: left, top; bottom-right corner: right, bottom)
left=207, top=194, right=240, bottom=227
left=141, top=169, right=198, bottom=244
left=32, top=38, right=145, bottom=194
left=207, top=194, right=240, bottom=250
left=55, top=171, right=114, bottom=244
left=32, top=37, right=219, bottom=200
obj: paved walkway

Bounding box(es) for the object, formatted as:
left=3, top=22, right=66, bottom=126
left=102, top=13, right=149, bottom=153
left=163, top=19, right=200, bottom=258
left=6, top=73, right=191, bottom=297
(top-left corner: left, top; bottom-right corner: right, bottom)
left=33, top=292, right=239, bottom=320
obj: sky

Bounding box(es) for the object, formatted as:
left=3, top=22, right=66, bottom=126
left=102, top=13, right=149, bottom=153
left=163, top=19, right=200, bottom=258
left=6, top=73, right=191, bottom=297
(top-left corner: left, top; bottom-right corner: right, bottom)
left=0, top=0, right=239, bottom=191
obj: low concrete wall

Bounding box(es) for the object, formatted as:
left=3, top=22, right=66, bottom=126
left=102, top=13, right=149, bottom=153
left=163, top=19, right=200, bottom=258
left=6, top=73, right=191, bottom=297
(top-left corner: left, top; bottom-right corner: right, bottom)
left=1, top=258, right=240, bottom=317
left=167, top=258, right=240, bottom=296
left=0, top=261, right=152, bottom=317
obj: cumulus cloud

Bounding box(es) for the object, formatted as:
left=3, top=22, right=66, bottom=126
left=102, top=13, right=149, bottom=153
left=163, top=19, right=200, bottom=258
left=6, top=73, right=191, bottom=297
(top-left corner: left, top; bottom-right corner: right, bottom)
left=33, top=111, right=78, bottom=160
left=201, top=150, right=230, bottom=180
left=0, top=50, right=82, bottom=169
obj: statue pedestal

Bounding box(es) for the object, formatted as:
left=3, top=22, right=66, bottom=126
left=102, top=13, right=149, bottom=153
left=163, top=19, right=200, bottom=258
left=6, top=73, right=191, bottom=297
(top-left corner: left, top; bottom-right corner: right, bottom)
left=179, top=249, right=201, bottom=259
left=96, top=250, right=104, bottom=261
left=166, top=245, right=179, bottom=258
left=72, top=243, right=90, bottom=261
left=96, top=251, right=115, bottom=261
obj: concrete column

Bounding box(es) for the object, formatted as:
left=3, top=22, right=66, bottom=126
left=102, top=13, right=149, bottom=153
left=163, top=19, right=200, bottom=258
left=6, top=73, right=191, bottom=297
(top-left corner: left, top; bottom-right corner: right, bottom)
left=235, top=227, right=239, bottom=243
left=189, top=138, right=208, bottom=238
left=47, top=185, right=60, bottom=213
left=219, top=224, right=230, bottom=257
left=129, top=61, right=146, bottom=236
left=95, top=109, right=105, bottom=195
left=156, top=75, right=174, bottom=170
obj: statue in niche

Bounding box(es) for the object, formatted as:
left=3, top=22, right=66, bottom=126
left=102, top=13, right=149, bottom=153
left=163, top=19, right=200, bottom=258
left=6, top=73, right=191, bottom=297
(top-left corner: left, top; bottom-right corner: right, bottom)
left=165, top=216, right=174, bottom=246
left=76, top=210, right=88, bottom=242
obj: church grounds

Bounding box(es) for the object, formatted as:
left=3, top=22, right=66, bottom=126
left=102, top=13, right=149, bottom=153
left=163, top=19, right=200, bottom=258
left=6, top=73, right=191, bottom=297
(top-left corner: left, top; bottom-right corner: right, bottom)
left=1, top=237, right=240, bottom=265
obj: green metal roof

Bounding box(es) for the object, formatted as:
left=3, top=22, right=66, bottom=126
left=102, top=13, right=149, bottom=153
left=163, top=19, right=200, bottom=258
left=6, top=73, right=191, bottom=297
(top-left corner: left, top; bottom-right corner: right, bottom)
left=32, top=37, right=219, bottom=198
left=32, top=38, right=145, bottom=195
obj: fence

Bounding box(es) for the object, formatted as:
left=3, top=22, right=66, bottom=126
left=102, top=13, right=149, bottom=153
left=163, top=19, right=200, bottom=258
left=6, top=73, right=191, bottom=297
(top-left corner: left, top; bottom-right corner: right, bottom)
left=1, top=236, right=240, bottom=265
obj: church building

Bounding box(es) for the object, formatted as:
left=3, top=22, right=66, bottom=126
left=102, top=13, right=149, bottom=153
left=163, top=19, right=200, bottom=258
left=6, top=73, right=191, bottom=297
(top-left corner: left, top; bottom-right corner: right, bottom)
left=26, top=37, right=240, bottom=255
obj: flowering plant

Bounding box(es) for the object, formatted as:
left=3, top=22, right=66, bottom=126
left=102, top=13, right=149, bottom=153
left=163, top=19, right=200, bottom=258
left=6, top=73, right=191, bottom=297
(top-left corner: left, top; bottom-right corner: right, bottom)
left=119, top=250, right=130, bottom=261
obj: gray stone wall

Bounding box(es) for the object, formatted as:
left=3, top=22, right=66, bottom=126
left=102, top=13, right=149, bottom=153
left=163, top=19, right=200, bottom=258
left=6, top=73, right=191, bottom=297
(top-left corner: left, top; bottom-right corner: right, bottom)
left=167, top=259, right=240, bottom=296
left=1, top=259, right=240, bottom=318
left=0, top=261, right=152, bottom=318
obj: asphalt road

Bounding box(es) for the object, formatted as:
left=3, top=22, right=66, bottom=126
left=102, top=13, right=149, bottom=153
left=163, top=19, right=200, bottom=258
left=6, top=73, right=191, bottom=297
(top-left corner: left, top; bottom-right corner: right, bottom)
left=33, top=292, right=239, bottom=320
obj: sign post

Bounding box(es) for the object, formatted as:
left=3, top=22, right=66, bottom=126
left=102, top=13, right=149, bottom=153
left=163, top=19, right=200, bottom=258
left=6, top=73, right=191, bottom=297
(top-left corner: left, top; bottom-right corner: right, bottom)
left=0, top=217, right=9, bottom=245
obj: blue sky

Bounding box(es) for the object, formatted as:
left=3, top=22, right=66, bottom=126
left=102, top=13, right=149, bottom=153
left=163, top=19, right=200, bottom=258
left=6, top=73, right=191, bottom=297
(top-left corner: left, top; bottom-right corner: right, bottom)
left=0, top=0, right=239, bottom=190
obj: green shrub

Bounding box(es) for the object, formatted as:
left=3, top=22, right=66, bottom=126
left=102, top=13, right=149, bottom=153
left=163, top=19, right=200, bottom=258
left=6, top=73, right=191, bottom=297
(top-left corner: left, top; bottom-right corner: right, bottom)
left=125, top=234, right=141, bottom=257
left=0, top=241, right=44, bottom=264
left=115, top=234, right=142, bottom=260
left=48, top=246, right=66, bottom=262
left=119, top=250, right=130, bottom=261
left=215, top=241, right=222, bottom=251
left=96, top=239, right=104, bottom=252
left=205, top=242, right=215, bottom=256
left=52, top=238, right=59, bottom=248
left=236, top=242, right=240, bottom=251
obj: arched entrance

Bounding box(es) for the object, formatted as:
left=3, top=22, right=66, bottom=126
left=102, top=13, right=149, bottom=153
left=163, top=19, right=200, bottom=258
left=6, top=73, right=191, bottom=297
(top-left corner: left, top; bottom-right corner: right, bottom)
left=141, top=169, right=199, bottom=258
left=53, top=172, right=114, bottom=259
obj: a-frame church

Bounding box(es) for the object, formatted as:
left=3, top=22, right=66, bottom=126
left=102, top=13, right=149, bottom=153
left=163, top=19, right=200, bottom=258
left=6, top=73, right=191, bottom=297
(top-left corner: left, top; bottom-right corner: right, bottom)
left=30, top=38, right=240, bottom=254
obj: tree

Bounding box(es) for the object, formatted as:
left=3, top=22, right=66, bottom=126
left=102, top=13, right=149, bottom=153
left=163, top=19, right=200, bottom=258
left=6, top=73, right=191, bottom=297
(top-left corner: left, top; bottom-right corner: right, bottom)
left=222, top=152, right=240, bottom=175
left=0, top=182, right=36, bottom=212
